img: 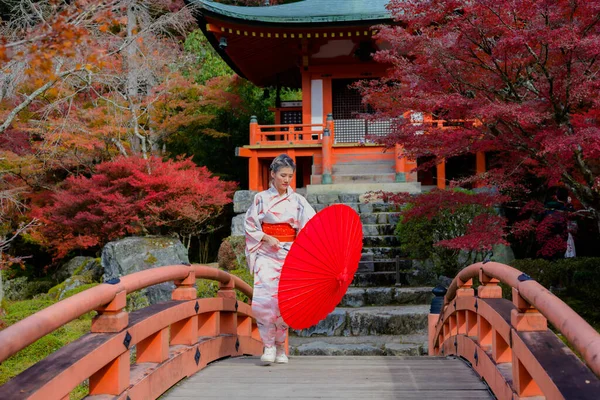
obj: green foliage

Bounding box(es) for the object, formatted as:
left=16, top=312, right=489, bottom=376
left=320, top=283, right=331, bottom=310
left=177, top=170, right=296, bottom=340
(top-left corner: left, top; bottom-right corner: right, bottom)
left=196, top=266, right=253, bottom=303
left=126, top=291, right=151, bottom=312
left=512, top=257, right=600, bottom=328
left=0, top=298, right=93, bottom=386
left=395, top=189, right=503, bottom=277
left=171, top=29, right=292, bottom=187
left=184, top=30, right=233, bottom=84
left=4, top=277, right=55, bottom=301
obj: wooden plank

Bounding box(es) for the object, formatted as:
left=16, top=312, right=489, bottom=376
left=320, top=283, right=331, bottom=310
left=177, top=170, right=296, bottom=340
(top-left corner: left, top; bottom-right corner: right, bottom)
left=161, top=356, right=493, bottom=399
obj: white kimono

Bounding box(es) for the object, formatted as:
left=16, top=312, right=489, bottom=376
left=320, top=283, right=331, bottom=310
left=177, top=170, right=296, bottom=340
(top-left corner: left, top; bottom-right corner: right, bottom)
left=244, top=185, right=315, bottom=347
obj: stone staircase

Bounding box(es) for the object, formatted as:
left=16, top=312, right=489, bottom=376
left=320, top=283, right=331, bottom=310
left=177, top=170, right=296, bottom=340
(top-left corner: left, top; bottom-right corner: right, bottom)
left=288, top=191, right=433, bottom=356
left=310, top=153, right=402, bottom=185
left=289, top=286, right=433, bottom=356
left=233, top=188, right=433, bottom=357
left=303, top=192, right=412, bottom=287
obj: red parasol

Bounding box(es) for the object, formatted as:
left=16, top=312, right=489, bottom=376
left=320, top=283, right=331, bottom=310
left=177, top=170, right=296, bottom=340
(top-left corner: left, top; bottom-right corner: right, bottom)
left=278, top=204, right=363, bottom=329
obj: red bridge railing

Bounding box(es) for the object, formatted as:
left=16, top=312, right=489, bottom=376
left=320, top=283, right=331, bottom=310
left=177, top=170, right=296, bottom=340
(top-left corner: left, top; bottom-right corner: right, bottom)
left=0, top=264, right=262, bottom=399
left=428, top=261, right=600, bottom=399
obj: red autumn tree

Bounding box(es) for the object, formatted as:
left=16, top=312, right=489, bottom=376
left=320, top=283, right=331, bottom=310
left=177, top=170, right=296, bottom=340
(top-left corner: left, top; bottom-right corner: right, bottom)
left=31, top=156, right=237, bottom=259
left=375, top=189, right=508, bottom=275
left=360, top=0, right=600, bottom=234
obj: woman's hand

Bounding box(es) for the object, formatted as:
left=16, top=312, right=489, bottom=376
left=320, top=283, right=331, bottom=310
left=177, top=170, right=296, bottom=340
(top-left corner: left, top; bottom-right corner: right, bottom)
left=261, top=234, right=280, bottom=249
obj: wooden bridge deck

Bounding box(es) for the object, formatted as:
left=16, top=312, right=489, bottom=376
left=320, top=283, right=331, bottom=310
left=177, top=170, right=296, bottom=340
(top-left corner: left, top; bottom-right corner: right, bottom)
left=161, top=356, right=493, bottom=399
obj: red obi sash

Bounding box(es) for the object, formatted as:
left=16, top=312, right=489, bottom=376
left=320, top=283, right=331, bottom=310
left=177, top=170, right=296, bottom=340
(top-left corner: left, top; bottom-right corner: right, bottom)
left=262, top=223, right=296, bottom=242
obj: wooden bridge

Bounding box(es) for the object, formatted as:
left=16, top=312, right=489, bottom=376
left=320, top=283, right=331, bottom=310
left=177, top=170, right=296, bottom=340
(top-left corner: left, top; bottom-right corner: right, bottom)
left=0, top=262, right=599, bottom=399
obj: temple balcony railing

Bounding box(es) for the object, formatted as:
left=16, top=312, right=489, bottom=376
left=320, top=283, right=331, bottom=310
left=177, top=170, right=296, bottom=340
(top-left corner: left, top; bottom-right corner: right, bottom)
left=249, top=116, right=465, bottom=146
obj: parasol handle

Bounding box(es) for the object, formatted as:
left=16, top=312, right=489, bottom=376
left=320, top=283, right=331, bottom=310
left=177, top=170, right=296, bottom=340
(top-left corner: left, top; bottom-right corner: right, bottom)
left=336, top=270, right=349, bottom=287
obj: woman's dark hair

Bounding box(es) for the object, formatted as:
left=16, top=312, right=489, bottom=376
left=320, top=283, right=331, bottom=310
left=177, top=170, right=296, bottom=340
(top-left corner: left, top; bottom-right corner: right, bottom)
left=270, top=154, right=296, bottom=173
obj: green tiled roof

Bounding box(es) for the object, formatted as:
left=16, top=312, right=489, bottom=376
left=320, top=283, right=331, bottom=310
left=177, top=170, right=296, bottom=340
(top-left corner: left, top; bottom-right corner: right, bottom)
left=190, top=0, right=392, bottom=24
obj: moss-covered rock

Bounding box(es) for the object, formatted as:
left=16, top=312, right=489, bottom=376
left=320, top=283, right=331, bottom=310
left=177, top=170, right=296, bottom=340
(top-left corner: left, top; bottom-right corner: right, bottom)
left=101, top=236, right=189, bottom=305
left=54, top=256, right=103, bottom=283
left=48, top=274, right=95, bottom=301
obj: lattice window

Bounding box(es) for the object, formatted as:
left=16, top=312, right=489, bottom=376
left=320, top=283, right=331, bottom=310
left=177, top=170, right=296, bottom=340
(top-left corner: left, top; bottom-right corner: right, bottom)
left=332, top=79, right=380, bottom=142
left=332, top=79, right=374, bottom=120
left=334, top=119, right=396, bottom=143
left=281, top=110, right=302, bottom=125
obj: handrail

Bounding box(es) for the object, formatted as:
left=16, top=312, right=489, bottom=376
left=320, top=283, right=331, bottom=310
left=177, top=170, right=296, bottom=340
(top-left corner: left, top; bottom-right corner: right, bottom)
left=258, top=123, right=324, bottom=129
left=0, top=264, right=252, bottom=364
left=443, top=261, right=600, bottom=377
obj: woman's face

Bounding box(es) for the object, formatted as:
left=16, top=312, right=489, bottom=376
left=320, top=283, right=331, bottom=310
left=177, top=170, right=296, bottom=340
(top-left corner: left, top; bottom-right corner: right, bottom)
left=271, top=166, right=294, bottom=194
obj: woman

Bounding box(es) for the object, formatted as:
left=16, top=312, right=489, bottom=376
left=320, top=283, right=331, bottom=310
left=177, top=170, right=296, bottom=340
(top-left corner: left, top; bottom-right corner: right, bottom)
left=244, top=154, right=316, bottom=364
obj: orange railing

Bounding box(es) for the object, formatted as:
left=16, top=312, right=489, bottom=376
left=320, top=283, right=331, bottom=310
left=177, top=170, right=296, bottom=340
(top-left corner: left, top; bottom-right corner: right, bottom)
left=250, top=123, right=326, bottom=145
left=0, top=264, right=262, bottom=400
left=428, top=261, right=600, bottom=399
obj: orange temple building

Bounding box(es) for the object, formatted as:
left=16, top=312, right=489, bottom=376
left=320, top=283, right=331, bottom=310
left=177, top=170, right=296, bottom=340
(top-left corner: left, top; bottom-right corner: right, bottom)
left=192, top=0, right=486, bottom=193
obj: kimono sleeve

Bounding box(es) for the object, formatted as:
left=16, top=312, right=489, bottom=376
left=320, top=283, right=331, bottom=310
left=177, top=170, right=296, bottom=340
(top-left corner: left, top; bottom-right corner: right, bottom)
left=244, top=193, right=265, bottom=273
left=296, top=194, right=316, bottom=231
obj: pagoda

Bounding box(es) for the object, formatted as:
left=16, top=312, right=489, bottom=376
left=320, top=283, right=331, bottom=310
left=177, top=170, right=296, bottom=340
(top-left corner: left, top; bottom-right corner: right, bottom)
left=190, top=0, right=486, bottom=193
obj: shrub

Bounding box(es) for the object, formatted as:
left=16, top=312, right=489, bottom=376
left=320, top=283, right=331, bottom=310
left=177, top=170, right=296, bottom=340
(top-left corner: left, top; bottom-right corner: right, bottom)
left=512, top=257, right=600, bottom=327
left=217, top=236, right=246, bottom=271
left=394, top=189, right=508, bottom=277
left=32, top=156, right=237, bottom=259
left=4, top=277, right=55, bottom=301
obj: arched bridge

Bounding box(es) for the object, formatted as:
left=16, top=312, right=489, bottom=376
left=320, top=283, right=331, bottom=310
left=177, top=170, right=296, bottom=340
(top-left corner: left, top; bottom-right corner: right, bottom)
left=0, top=262, right=599, bottom=399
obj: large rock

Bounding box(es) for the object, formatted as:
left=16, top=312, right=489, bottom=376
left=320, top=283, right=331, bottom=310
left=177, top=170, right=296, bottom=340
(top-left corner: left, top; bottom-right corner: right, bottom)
left=233, top=190, right=257, bottom=214
left=102, top=236, right=190, bottom=305
left=231, top=214, right=246, bottom=236
left=55, top=256, right=103, bottom=282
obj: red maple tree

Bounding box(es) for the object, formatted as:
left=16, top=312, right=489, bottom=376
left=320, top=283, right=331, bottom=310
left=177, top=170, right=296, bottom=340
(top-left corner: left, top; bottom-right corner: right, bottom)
left=31, top=156, right=237, bottom=259
left=361, top=0, right=600, bottom=235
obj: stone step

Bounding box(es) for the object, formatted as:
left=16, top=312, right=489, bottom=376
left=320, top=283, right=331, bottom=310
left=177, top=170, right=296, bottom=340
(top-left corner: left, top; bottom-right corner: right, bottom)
left=311, top=173, right=398, bottom=185
left=291, top=305, right=429, bottom=337
left=306, top=182, right=421, bottom=195
left=313, top=162, right=396, bottom=176
left=361, top=259, right=412, bottom=273
left=331, top=163, right=395, bottom=175
left=358, top=203, right=403, bottom=213
left=289, top=333, right=428, bottom=356
left=362, top=224, right=396, bottom=236
left=360, top=212, right=400, bottom=225
left=363, top=235, right=400, bottom=247
left=340, top=287, right=433, bottom=307
left=361, top=247, right=406, bottom=258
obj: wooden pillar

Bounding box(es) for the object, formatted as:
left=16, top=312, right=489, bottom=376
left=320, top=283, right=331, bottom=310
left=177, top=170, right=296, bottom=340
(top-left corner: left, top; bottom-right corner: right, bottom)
left=92, top=290, right=128, bottom=333
left=301, top=70, right=311, bottom=125
left=394, top=144, right=406, bottom=182
left=436, top=160, right=446, bottom=189
left=288, top=149, right=297, bottom=190
left=249, top=115, right=258, bottom=145
left=249, top=153, right=259, bottom=192
left=322, top=124, right=333, bottom=184
left=322, top=78, right=332, bottom=122
left=475, top=151, right=486, bottom=188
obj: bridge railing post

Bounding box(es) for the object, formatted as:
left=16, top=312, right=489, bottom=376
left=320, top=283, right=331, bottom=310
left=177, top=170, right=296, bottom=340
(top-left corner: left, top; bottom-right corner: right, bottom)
left=89, top=351, right=130, bottom=396
left=170, top=271, right=198, bottom=346
left=218, top=277, right=238, bottom=336
left=510, top=286, right=547, bottom=398
left=91, top=290, right=128, bottom=333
